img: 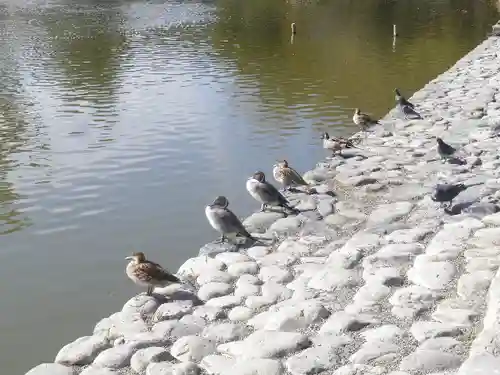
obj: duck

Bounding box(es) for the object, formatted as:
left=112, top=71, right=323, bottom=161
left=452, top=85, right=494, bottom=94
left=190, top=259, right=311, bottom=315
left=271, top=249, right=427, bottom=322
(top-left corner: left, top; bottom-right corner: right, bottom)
left=125, top=252, right=180, bottom=296
left=321, top=132, right=357, bottom=156
left=205, top=196, right=256, bottom=243
left=353, top=108, right=380, bottom=131
left=246, top=171, right=299, bottom=214
left=272, top=159, right=308, bottom=192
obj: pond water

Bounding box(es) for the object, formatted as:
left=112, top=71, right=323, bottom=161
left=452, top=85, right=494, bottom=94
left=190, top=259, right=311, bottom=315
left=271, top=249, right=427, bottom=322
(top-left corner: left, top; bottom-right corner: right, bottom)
left=0, top=0, right=498, bottom=373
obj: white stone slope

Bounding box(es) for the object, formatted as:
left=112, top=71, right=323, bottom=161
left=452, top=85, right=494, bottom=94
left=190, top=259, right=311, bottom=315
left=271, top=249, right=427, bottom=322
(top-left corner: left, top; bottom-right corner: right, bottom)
left=26, top=36, right=500, bottom=375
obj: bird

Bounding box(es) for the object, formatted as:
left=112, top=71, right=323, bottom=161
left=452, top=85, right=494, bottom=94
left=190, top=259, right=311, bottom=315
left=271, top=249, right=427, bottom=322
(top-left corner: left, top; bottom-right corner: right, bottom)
left=246, top=171, right=299, bottom=214
left=205, top=195, right=256, bottom=244
left=394, top=88, right=415, bottom=108
left=272, top=159, right=309, bottom=192
left=431, top=183, right=468, bottom=208
left=436, top=137, right=457, bottom=160
left=353, top=108, right=380, bottom=131
left=396, top=97, right=422, bottom=120
left=125, top=252, right=180, bottom=296
left=321, top=132, right=358, bottom=156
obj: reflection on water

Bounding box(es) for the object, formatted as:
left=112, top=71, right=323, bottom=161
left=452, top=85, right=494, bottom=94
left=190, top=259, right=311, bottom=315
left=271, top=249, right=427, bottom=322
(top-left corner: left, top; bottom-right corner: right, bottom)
left=0, top=0, right=497, bottom=373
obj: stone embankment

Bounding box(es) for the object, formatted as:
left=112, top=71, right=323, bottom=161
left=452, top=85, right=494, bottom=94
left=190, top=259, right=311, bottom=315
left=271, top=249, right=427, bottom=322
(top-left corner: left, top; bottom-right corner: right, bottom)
left=27, top=35, right=500, bottom=375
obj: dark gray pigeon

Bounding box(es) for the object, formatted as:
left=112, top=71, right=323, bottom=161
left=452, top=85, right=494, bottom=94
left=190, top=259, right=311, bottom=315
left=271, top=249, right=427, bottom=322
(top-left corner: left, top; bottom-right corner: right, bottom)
left=395, top=88, right=415, bottom=109
left=397, top=97, right=422, bottom=120
left=432, top=183, right=468, bottom=208
left=436, top=137, right=456, bottom=159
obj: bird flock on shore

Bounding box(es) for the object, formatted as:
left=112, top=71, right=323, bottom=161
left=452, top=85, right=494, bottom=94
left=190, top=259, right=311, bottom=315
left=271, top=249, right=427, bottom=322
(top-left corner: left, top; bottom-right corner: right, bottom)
left=125, top=88, right=473, bottom=296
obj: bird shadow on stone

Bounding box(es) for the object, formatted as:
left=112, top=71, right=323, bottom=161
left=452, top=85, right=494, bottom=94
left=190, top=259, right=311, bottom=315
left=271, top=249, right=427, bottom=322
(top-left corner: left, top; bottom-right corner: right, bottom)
left=447, top=157, right=467, bottom=165
left=444, top=201, right=475, bottom=216
left=151, top=290, right=203, bottom=306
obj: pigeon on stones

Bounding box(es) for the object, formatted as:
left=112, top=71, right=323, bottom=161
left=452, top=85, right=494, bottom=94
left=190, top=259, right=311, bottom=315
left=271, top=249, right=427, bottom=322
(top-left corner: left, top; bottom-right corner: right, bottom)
left=395, top=88, right=415, bottom=108
left=396, top=97, right=422, bottom=120
left=246, top=171, right=299, bottom=214
left=205, top=196, right=256, bottom=244
left=436, top=137, right=457, bottom=160
left=431, top=183, right=468, bottom=208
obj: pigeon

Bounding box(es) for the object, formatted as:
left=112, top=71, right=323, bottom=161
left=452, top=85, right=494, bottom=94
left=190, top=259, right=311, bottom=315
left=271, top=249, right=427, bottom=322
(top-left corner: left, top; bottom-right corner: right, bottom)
left=436, top=137, right=457, bottom=159
left=395, top=88, right=415, bottom=108
left=125, top=252, right=181, bottom=296
left=396, top=97, right=423, bottom=120
left=246, top=171, right=299, bottom=214
left=431, top=183, right=468, bottom=208
left=205, top=196, right=256, bottom=244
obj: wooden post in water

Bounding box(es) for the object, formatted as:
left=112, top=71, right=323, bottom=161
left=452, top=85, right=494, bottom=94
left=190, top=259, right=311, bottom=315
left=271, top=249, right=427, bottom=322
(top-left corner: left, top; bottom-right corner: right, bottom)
left=393, top=24, right=398, bottom=37
left=291, top=22, right=297, bottom=35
